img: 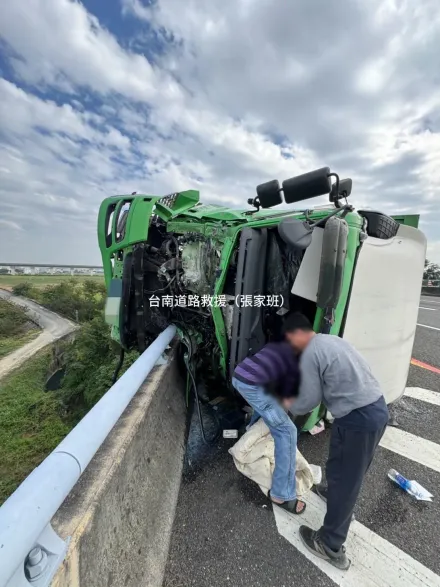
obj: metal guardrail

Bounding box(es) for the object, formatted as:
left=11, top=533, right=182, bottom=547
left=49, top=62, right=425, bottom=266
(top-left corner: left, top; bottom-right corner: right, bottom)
left=0, top=325, right=177, bottom=587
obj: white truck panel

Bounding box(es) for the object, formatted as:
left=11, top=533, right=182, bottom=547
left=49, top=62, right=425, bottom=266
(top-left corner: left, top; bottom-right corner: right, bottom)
left=343, top=224, right=426, bottom=404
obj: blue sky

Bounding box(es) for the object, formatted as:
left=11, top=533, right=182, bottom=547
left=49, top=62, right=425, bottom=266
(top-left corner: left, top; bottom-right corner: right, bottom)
left=0, top=0, right=440, bottom=264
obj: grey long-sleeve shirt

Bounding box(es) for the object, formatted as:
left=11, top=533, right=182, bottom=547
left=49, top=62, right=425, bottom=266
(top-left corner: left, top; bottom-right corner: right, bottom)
left=291, top=334, right=383, bottom=419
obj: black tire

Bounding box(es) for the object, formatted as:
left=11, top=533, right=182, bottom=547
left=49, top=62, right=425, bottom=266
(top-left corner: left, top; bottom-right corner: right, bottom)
left=358, top=210, right=399, bottom=240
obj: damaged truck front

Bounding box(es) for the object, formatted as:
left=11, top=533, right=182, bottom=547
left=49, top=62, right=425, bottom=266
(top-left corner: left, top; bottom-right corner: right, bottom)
left=98, top=167, right=426, bottom=432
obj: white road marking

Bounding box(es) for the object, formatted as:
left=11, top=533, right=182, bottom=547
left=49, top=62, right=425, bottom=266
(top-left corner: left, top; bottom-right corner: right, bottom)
left=417, top=323, right=440, bottom=331
left=405, top=387, right=440, bottom=406
left=274, top=492, right=440, bottom=586
left=380, top=427, right=440, bottom=473
left=420, top=298, right=440, bottom=304
left=272, top=388, right=440, bottom=584
left=419, top=306, right=436, bottom=311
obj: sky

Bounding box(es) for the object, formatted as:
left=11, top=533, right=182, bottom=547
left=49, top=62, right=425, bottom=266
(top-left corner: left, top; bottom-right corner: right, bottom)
left=0, top=0, right=440, bottom=265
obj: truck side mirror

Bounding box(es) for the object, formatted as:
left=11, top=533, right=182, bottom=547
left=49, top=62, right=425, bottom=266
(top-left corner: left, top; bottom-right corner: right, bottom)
left=330, top=178, right=352, bottom=203
left=255, top=179, right=283, bottom=209
left=283, top=167, right=331, bottom=204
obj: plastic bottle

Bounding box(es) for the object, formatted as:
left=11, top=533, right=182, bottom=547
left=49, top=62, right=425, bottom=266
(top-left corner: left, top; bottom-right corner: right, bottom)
left=387, top=469, right=432, bottom=501
left=388, top=469, right=412, bottom=492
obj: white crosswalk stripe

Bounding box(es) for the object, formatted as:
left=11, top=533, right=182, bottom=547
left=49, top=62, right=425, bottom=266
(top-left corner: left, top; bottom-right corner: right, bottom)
left=274, top=493, right=440, bottom=587
left=405, top=386, right=440, bottom=406
left=273, top=387, right=440, bottom=585
left=380, top=427, right=440, bottom=472
left=417, top=323, right=440, bottom=331
left=380, top=388, right=440, bottom=472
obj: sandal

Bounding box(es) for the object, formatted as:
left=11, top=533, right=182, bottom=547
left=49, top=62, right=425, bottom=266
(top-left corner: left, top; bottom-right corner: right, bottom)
left=269, top=491, right=306, bottom=515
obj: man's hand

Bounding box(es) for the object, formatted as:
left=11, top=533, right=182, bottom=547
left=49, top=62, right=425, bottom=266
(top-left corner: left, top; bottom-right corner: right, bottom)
left=282, top=397, right=295, bottom=410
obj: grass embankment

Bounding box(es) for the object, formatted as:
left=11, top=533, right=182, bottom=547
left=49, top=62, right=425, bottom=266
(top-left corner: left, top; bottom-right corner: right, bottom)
left=0, top=350, right=75, bottom=504
left=0, top=336, right=138, bottom=505
left=0, top=299, right=40, bottom=359
left=0, top=274, right=103, bottom=290
left=0, top=278, right=139, bottom=504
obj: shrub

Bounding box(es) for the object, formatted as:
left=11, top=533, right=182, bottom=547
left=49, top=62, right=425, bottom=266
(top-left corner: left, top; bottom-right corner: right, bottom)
left=39, top=280, right=106, bottom=323
left=60, top=315, right=138, bottom=413
left=0, top=300, right=29, bottom=337
left=12, top=282, right=35, bottom=297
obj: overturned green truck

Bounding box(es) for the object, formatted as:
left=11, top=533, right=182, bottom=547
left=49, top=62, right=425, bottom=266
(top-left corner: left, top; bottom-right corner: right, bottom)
left=98, top=167, right=426, bottom=431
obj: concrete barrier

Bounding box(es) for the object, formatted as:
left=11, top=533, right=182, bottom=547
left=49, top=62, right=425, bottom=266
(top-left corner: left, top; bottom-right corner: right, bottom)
left=51, top=348, right=186, bottom=587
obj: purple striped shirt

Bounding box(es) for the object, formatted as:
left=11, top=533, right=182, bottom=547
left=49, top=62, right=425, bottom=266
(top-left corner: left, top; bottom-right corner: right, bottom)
left=233, top=342, right=300, bottom=398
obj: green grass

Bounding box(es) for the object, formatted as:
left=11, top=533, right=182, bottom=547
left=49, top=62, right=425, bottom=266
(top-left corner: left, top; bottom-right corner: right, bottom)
left=0, top=274, right=103, bottom=289
left=0, top=350, right=75, bottom=505
left=0, top=299, right=41, bottom=359
left=0, top=330, right=40, bottom=359
left=0, top=279, right=111, bottom=504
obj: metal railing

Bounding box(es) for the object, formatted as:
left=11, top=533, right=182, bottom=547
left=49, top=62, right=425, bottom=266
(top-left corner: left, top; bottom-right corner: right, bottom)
left=0, top=325, right=176, bottom=587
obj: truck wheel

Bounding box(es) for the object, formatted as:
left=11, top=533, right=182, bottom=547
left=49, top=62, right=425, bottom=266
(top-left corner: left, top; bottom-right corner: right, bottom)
left=358, top=210, right=399, bottom=239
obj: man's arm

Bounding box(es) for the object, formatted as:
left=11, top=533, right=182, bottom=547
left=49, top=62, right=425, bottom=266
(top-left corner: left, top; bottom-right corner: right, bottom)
left=290, top=349, right=323, bottom=415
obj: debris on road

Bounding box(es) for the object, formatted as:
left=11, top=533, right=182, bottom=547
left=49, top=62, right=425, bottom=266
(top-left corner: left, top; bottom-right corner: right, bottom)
left=309, top=419, right=325, bottom=435
left=387, top=403, right=400, bottom=427
left=388, top=468, right=433, bottom=501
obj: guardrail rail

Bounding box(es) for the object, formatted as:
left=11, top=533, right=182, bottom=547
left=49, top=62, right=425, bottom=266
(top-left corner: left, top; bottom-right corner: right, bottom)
left=0, top=325, right=176, bottom=587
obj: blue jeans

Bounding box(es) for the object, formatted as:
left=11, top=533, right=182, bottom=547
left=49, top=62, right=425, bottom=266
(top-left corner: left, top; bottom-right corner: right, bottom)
left=232, top=377, right=297, bottom=501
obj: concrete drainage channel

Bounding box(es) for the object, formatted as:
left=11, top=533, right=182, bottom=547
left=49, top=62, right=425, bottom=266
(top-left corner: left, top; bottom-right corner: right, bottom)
left=51, top=347, right=187, bottom=587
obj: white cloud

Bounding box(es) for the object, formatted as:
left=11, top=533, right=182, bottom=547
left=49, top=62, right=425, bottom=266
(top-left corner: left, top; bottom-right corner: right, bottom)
left=0, top=0, right=439, bottom=264
left=0, top=219, right=23, bottom=231
left=121, top=0, right=151, bottom=21
left=0, top=0, right=179, bottom=103
left=427, top=241, right=440, bottom=266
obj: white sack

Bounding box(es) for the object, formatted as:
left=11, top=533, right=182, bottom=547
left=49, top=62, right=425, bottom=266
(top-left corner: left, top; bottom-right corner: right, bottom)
left=228, top=418, right=320, bottom=498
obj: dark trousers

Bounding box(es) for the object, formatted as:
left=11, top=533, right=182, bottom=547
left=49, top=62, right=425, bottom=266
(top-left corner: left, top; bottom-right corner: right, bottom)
left=318, top=423, right=387, bottom=551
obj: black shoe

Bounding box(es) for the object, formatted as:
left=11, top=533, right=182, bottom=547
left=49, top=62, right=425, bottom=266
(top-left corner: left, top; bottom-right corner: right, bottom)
left=299, top=526, right=351, bottom=570
left=315, top=485, right=355, bottom=521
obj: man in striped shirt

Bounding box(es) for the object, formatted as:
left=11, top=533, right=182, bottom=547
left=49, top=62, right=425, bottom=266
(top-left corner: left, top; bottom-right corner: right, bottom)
left=232, top=341, right=306, bottom=515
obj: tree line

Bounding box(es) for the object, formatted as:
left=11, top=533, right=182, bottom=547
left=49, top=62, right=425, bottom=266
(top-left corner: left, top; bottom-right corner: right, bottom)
left=424, top=259, right=440, bottom=282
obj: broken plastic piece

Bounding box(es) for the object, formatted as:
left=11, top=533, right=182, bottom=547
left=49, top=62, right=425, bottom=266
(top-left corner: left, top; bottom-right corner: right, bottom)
left=223, top=429, right=238, bottom=439
left=309, top=419, right=325, bottom=435
left=387, top=469, right=433, bottom=501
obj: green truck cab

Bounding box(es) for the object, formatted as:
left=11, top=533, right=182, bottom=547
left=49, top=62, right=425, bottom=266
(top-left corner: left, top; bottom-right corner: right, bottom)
left=98, top=167, right=426, bottom=431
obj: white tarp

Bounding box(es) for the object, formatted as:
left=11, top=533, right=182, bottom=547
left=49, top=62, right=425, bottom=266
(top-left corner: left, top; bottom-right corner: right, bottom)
left=229, top=419, right=321, bottom=498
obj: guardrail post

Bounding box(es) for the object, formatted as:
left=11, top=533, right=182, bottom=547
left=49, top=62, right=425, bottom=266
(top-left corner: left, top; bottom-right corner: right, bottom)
left=8, top=524, right=67, bottom=587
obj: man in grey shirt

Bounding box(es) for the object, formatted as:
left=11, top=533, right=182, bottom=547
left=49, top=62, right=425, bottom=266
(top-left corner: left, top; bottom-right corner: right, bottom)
left=283, top=313, right=389, bottom=570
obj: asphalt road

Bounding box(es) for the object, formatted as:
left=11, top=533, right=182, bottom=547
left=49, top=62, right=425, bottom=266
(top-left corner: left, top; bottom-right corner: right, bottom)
left=410, top=296, right=440, bottom=391
left=0, top=289, right=77, bottom=380
left=164, top=296, right=440, bottom=587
